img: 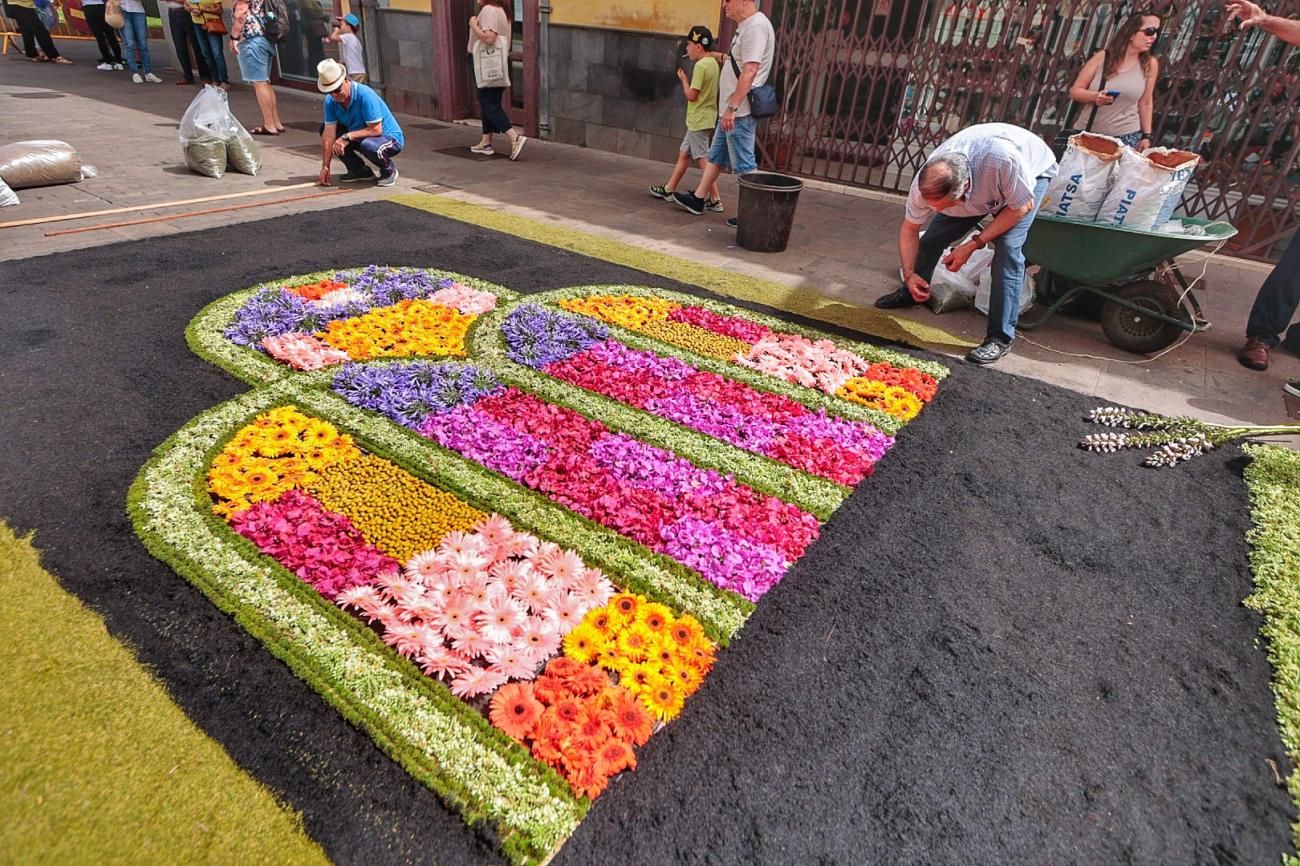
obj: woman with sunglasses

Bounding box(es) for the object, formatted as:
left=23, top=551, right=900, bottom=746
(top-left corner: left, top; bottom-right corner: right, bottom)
left=1068, top=11, right=1162, bottom=150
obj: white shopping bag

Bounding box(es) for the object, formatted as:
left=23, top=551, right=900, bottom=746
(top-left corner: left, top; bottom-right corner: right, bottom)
left=974, top=253, right=1034, bottom=316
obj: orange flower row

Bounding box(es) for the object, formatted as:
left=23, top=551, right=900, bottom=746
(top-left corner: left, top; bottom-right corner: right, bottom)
left=836, top=377, right=923, bottom=421
left=284, top=278, right=349, bottom=301
left=317, top=299, right=475, bottom=360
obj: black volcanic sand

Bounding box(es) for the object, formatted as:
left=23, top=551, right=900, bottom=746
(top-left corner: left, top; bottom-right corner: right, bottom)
left=0, top=201, right=1291, bottom=866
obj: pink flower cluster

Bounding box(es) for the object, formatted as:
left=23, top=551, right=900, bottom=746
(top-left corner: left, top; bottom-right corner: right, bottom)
left=418, top=388, right=819, bottom=600
left=545, top=340, right=892, bottom=484
left=667, top=305, right=772, bottom=344
left=734, top=334, right=939, bottom=405
left=335, top=514, right=615, bottom=698
left=261, top=332, right=352, bottom=370
left=230, top=489, right=399, bottom=598
left=429, top=282, right=498, bottom=315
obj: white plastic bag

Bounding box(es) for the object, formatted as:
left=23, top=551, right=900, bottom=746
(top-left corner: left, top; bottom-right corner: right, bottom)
left=927, top=246, right=993, bottom=313
left=0, top=140, right=83, bottom=189
left=1039, top=132, right=1122, bottom=222
left=975, top=254, right=1034, bottom=316
left=0, top=176, right=19, bottom=208
left=179, top=87, right=234, bottom=178
left=1096, top=147, right=1200, bottom=231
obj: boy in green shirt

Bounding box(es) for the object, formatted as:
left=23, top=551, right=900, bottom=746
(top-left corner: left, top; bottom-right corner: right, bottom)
left=650, top=25, right=722, bottom=211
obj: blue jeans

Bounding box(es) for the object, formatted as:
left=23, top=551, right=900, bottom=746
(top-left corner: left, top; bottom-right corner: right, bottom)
left=120, top=10, right=151, bottom=74
left=915, top=175, right=1053, bottom=343
left=1246, top=231, right=1300, bottom=348
left=707, top=115, right=758, bottom=175
left=192, top=24, right=228, bottom=83
left=168, top=7, right=208, bottom=81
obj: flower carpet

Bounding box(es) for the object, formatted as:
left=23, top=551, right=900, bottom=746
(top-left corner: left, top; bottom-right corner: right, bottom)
left=131, top=266, right=949, bottom=864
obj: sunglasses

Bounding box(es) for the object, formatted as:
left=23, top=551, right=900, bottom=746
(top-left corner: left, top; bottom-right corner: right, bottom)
left=1139, top=26, right=1160, bottom=36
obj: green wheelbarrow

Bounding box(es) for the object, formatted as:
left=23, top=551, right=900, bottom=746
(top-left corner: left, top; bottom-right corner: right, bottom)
left=1018, top=214, right=1237, bottom=354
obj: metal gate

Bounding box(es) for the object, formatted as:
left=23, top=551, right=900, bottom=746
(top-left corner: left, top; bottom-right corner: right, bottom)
left=761, top=0, right=1300, bottom=261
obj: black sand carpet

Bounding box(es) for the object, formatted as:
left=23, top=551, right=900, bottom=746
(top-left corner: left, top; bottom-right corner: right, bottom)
left=0, top=200, right=1292, bottom=865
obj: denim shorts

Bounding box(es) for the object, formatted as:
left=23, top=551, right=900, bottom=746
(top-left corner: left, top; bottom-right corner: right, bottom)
left=236, top=34, right=274, bottom=83
left=706, top=116, right=758, bottom=175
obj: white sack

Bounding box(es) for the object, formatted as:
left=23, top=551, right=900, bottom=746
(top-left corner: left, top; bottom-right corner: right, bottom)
left=1096, top=147, right=1200, bottom=231
left=1039, top=133, right=1123, bottom=222
left=0, top=140, right=83, bottom=190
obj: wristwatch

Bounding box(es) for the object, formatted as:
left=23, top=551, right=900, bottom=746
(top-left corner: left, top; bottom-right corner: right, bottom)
left=724, top=104, right=739, bottom=114
left=342, top=133, right=351, bottom=142
left=970, top=233, right=988, bottom=250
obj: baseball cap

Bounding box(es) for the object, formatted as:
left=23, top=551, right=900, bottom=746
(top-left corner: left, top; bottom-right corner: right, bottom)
left=685, top=25, right=713, bottom=48
left=342, top=12, right=359, bottom=27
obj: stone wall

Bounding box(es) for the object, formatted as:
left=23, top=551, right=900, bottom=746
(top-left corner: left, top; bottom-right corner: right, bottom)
left=547, top=26, right=686, bottom=164
left=376, top=9, right=439, bottom=118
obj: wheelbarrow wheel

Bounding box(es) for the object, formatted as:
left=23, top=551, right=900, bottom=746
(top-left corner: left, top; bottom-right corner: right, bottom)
left=1100, top=279, right=1189, bottom=354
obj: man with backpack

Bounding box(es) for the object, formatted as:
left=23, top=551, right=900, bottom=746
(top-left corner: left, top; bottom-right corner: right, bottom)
left=231, top=0, right=286, bottom=135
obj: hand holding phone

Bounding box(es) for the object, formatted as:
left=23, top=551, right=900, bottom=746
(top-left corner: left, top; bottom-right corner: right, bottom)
left=1105, top=89, right=1121, bottom=98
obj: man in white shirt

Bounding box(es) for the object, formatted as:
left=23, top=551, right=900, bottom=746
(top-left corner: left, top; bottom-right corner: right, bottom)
left=673, top=0, right=774, bottom=222
left=875, top=123, right=1057, bottom=365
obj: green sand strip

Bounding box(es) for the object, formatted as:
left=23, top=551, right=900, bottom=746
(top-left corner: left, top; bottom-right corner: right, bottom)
left=128, top=384, right=584, bottom=866
left=390, top=192, right=978, bottom=352
left=0, top=523, right=330, bottom=866
left=1242, top=443, right=1300, bottom=862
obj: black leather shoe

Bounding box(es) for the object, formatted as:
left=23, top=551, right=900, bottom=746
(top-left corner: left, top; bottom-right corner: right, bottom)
left=874, top=286, right=920, bottom=309
left=966, top=339, right=1011, bottom=365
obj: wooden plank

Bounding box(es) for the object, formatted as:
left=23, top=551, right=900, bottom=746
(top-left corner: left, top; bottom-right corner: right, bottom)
left=44, top=189, right=350, bottom=236
left=0, top=182, right=319, bottom=230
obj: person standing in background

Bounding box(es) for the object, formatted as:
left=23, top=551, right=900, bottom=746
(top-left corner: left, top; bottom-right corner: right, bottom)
left=82, top=0, right=125, bottom=69
left=1067, top=10, right=1162, bottom=150
left=163, top=0, right=210, bottom=85
left=323, top=12, right=366, bottom=83
left=6, top=0, right=72, bottom=62
left=467, top=0, right=526, bottom=159
left=120, top=0, right=161, bottom=81
left=649, top=25, right=722, bottom=212
left=232, top=0, right=284, bottom=135
left=189, top=0, right=230, bottom=88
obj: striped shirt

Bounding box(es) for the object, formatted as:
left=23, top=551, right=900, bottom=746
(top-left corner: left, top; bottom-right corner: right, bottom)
left=905, top=123, right=1058, bottom=224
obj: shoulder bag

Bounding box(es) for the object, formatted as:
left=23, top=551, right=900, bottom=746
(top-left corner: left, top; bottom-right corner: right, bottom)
left=201, top=0, right=227, bottom=35
left=1052, top=50, right=1107, bottom=158
left=472, top=36, right=509, bottom=89
left=729, top=51, right=778, bottom=119
left=104, top=0, right=125, bottom=29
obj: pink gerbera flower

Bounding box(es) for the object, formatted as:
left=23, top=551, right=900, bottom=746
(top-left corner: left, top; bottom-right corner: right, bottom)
left=456, top=571, right=493, bottom=606
left=450, top=666, right=509, bottom=698
left=499, top=531, right=539, bottom=560
left=439, top=530, right=489, bottom=560
left=476, top=594, right=528, bottom=645
left=400, top=597, right=444, bottom=624
left=517, top=617, right=561, bottom=660
left=404, top=549, right=443, bottom=585
left=336, top=584, right=383, bottom=616
left=542, top=591, right=585, bottom=632
left=435, top=595, right=477, bottom=641
left=446, top=554, right=490, bottom=588
left=485, top=646, right=538, bottom=681
left=510, top=571, right=553, bottom=613
left=489, top=558, right=532, bottom=592
left=451, top=630, right=495, bottom=660
left=474, top=513, right=514, bottom=547
left=418, top=646, right=473, bottom=681
left=382, top=622, right=426, bottom=658
left=535, top=548, right=585, bottom=587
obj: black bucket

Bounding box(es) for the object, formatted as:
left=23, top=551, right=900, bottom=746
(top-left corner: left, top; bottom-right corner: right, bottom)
left=736, top=172, right=804, bottom=253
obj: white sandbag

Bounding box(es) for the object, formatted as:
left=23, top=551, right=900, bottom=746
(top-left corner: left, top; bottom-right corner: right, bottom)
left=0, top=140, right=83, bottom=190
left=0, top=176, right=19, bottom=208
left=927, top=246, right=993, bottom=314
left=1096, top=147, right=1200, bottom=231
left=1039, top=133, right=1123, bottom=222
left=975, top=259, right=1035, bottom=316
left=179, top=87, right=234, bottom=178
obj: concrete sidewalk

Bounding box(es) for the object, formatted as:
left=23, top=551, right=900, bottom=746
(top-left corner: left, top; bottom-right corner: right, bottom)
left=3, top=38, right=1298, bottom=430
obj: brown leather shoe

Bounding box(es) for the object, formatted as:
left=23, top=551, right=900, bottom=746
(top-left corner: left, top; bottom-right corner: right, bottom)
left=1237, top=336, right=1270, bottom=370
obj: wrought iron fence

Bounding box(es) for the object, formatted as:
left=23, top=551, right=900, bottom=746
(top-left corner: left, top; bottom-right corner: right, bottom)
left=761, top=0, right=1300, bottom=261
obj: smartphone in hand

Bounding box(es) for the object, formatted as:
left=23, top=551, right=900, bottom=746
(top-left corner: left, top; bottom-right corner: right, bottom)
left=1105, top=90, right=1121, bottom=98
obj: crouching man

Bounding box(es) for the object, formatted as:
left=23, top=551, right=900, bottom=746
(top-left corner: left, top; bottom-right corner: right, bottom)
left=316, top=58, right=404, bottom=187
left=875, top=122, right=1057, bottom=365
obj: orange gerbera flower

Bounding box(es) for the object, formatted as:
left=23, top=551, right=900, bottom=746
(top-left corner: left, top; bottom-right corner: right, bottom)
left=549, top=697, right=586, bottom=727
left=594, top=739, right=636, bottom=777
left=608, top=693, right=654, bottom=746
left=637, top=603, right=671, bottom=633
left=587, top=609, right=614, bottom=635
left=669, top=619, right=701, bottom=646
left=488, top=682, right=544, bottom=741
left=567, top=664, right=611, bottom=697
left=568, top=761, right=608, bottom=800
left=610, top=593, right=639, bottom=620
left=531, top=674, right=572, bottom=706
left=545, top=656, right=586, bottom=682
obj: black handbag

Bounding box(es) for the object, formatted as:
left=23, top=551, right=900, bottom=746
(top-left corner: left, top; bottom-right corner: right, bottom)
left=729, top=52, right=779, bottom=119
left=1052, top=51, right=1106, bottom=158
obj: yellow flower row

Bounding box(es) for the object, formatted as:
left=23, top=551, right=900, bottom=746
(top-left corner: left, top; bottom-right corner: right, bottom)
left=637, top=319, right=750, bottom=360
left=306, top=453, right=486, bottom=564
left=317, top=299, right=475, bottom=360
left=836, top=377, right=923, bottom=421
left=558, top=295, right=680, bottom=330
left=208, top=408, right=359, bottom=515
left=562, top=593, right=715, bottom=720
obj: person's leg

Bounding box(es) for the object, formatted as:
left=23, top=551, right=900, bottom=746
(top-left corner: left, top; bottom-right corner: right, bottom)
left=185, top=15, right=211, bottom=81
left=664, top=150, right=691, bottom=192
left=476, top=88, right=496, bottom=146
left=128, top=12, right=152, bottom=73
left=691, top=122, right=730, bottom=200
left=252, top=82, right=282, bottom=131
left=29, top=8, right=60, bottom=59
left=705, top=157, right=721, bottom=203
left=913, top=214, right=983, bottom=283
left=84, top=4, right=114, bottom=63
left=205, top=31, right=228, bottom=83
left=11, top=6, right=41, bottom=58
left=1246, top=232, right=1300, bottom=346
left=356, top=135, right=401, bottom=178
left=984, top=175, right=1052, bottom=345
left=168, top=8, right=196, bottom=81
left=119, top=11, right=141, bottom=71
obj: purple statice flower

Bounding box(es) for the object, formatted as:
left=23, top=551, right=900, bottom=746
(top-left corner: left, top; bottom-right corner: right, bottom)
left=501, top=304, right=608, bottom=368
left=787, top=412, right=895, bottom=463
left=225, top=289, right=324, bottom=347
left=645, top=392, right=781, bottom=452
left=659, top=516, right=789, bottom=601
left=331, top=361, right=502, bottom=427
left=587, top=433, right=731, bottom=499
left=340, top=265, right=443, bottom=306
left=418, top=405, right=549, bottom=481
left=586, top=340, right=694, bottom=380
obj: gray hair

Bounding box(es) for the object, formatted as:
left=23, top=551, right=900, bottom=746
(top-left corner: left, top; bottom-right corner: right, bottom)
left=917, top=153, right=971, bottom=200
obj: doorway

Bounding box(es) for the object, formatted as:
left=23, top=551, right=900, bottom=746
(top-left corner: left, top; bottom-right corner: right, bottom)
left=431, top=0, right=539, bottom=136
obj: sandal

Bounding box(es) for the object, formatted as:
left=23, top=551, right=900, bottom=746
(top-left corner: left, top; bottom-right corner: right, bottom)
left=248, top=126, right=281, bottom=136
left=52, top=57, right=73, bottom=64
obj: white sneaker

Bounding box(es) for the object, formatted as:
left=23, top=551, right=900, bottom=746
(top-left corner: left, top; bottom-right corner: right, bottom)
left=469, top=144, right=494, bottom=155
left=112, top=63, right=125, bottom=70
left=131, top=72, right=143, bottom=84
left=96, top=62, right=113, bottom=71
left=509, top=135, right=527, bottom=161
left=144, top=72, right=162, bottom=83
left=376, top=167, right=398, bottom=187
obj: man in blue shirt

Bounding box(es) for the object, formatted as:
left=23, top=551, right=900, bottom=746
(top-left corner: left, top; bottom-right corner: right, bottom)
left=316, top=58, right=404, bottom=187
